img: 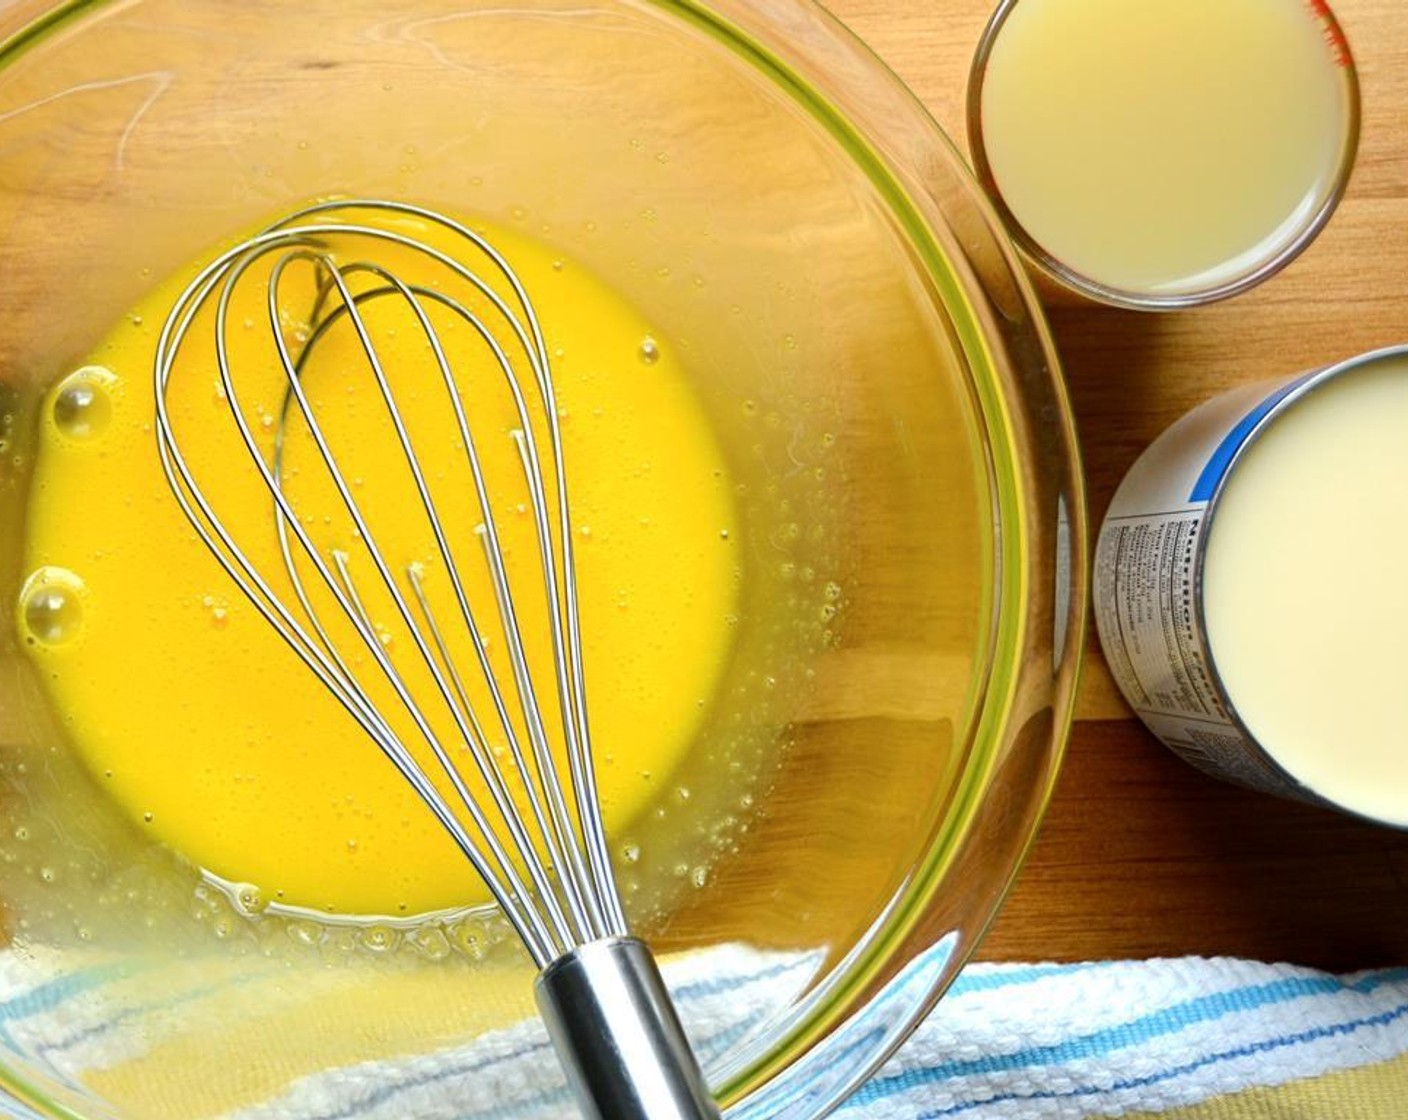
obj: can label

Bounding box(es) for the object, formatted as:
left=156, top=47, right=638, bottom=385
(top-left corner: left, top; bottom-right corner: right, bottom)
left=1093, top=373, right=1320, bottom=800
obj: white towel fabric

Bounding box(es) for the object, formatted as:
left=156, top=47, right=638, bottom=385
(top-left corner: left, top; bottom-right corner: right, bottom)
left=0, top=948, right=1405, bottom=1119
left=835, top=958, right=1408, bottom=1118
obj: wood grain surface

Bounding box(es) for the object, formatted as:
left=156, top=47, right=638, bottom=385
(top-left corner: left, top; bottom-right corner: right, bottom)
left=820, top=0, right=1408, bottom=967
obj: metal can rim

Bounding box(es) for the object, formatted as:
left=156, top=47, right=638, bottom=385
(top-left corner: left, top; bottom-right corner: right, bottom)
left=1193, top=342, right=1408, bottom=827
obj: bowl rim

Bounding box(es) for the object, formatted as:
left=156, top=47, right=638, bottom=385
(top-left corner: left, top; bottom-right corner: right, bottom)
left=0, top=1, right=1089, bottom=1117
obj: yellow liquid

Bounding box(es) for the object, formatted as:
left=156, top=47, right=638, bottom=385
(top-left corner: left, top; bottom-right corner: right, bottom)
left=19, top=209, right=740, bottom=918
left=1204, top=353, right=1408, bottom=826
left=979, top=0, right=1352, bottom=296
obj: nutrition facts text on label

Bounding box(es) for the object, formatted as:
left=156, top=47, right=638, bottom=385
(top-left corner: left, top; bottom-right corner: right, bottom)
left=1096, top=513, right=1227, bottom=721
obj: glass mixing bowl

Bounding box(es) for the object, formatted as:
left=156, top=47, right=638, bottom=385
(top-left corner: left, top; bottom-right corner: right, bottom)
left=0, top=1, right=1086, bottom=1117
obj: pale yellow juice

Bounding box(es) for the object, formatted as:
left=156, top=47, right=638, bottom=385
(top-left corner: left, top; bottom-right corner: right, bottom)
left=977, top=0, right=1354, bottom=298
left=18, top=209, right=741, bottom=919
left=1203, top=353, right=1408, bottom=825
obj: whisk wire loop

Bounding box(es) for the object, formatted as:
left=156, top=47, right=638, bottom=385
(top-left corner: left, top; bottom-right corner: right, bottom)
left=267, top=253, right=598, bottom=953
left=152, top=203, right=626, bottom=962
left=155, top=200, right=719, bottom=1120
left=294, top=202, right=622, bottom=943
left=271, top=276, right=557, bottom=896
left=158, top=369, right=557, bottom=963
left=284, top=199, right=627, bottom=940
left=238, top=242, right=570, bottom=957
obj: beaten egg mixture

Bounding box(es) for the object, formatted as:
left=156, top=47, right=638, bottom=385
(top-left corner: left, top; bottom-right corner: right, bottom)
left=19, top=207, right=740, bottom=920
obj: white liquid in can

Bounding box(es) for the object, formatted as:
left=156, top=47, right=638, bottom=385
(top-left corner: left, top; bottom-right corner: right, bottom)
left=1204, top=352, right=1408, bottom=825
left=1094, top=346, right=1408, bottom=826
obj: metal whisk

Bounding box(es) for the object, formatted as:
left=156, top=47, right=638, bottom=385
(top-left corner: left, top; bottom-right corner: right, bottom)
left=153, top=198, right=719, bottom=1120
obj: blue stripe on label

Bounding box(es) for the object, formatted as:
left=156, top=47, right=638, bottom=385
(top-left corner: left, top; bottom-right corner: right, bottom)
left=1189, top=372, right=1318, bottom=503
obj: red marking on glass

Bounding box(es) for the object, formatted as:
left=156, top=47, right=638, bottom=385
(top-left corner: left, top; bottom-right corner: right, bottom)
left=1305, top=0, right=1353, bottom=68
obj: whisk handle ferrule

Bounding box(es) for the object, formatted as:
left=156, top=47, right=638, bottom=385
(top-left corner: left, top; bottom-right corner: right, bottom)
left=535, top=936, right=721, bottom=1120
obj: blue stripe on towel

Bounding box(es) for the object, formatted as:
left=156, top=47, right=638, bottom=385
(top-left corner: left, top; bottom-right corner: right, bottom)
left=853, top=968, right=1408, bottom=1104
left=0, top=966, right=130, bottom=1026
left=947, top=963, right=1116, bottom=997
left=321, top=1035, right=557, bottom=1120
left=670, top=957, right=815, bottom=1003
left=908, top=997, right=1408, bottom=1118
left=19, top=953, right=1399, bottom=1120
left=34, top=977, right=242, bottom=1062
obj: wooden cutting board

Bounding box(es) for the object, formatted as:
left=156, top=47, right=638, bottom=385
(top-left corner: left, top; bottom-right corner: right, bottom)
left=823, top=0, right=1408, bottom=968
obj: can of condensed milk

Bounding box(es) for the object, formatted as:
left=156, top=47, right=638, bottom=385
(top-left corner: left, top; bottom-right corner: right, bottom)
left=1094, top=345, right=1408, bottom=827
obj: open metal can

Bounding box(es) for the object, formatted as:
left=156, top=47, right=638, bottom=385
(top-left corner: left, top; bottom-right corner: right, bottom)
left=1094, top=345, right=1408, bottom=825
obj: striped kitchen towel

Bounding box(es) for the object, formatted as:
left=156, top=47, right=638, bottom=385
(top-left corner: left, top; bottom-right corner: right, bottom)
left=0, top=951, right=1404, bottom=1118
left=837, top=957, right=1408, bottom=1119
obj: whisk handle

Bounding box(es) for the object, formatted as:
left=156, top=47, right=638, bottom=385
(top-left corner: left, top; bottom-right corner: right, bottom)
left=536, top=936, right=721, bottom=1120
